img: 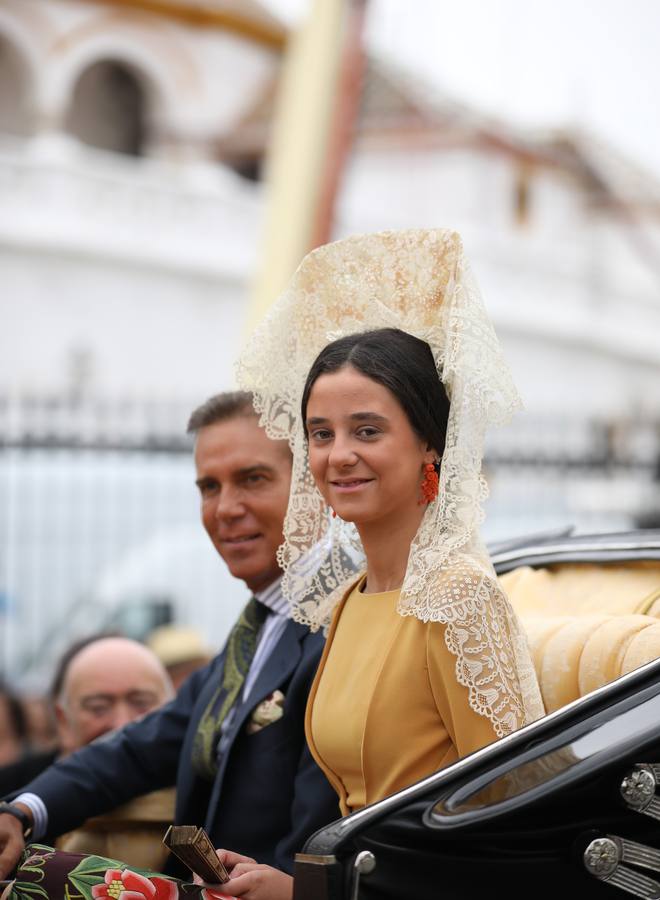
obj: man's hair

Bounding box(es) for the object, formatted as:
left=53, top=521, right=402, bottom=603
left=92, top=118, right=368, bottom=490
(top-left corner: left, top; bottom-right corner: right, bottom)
left=187, top=391, right=256, bottom=434
left=50, top=632, right=122, bottom=703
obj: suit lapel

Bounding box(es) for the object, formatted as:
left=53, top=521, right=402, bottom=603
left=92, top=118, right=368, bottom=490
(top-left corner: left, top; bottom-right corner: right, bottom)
left=204, top=619, right=307, bottom=829
left=232, top=619, right=306, bottom=735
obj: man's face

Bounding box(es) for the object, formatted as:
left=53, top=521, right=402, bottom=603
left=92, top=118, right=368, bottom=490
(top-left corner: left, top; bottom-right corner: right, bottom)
left=56, top=638, right=173, bottom=754
left=194, top=415, right=292, bottom=593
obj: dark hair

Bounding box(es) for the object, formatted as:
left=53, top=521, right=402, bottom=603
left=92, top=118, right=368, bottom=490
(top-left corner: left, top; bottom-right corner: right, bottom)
left=187, top=391, right=255, bottom=434
left=301, top=328, right=450, bottom=457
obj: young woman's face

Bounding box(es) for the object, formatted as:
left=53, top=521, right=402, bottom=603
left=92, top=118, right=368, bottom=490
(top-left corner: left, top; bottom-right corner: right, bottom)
left=305, top=365, right=435, bottom=527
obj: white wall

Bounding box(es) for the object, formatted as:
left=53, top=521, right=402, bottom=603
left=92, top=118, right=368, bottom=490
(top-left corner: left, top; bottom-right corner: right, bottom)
left=2, top=245, right=246, bottom=396
left=0, top=133, right=264, bottom=398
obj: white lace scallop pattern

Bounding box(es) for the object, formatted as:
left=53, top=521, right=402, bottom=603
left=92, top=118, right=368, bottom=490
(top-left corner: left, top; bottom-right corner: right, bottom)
left=236, top=228, right=545, bottom=735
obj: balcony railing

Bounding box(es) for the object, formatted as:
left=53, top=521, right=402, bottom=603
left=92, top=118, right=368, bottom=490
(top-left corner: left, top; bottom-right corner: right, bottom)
left=0, top=134, right=262, bottom=277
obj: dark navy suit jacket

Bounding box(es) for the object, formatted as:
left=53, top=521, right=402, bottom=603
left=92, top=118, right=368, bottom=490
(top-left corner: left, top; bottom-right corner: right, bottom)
left=19, top=619, right=340, bottom=875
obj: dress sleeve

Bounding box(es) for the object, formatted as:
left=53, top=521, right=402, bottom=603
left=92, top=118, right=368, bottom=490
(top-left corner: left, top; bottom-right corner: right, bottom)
left=426, top=620, right=499, bottom=761
left=426, top=566, right=544, bottom=747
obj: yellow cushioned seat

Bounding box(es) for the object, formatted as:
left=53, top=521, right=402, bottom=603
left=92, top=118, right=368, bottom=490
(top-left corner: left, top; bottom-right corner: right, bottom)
left=622, top=621, right=660, bottom=675
left=578, top=615, right=654, bottom=696
left=501, top=562, right=660, bottom=619
left=522, top=617, right=574, bottom=675
left=536, top=616, right=610, bottom=712
left=521, top=614, right=660, bottom=713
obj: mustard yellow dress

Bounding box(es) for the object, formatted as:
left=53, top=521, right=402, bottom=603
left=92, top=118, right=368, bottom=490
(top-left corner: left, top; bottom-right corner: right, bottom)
left=306, top=577, right=498, bottom=815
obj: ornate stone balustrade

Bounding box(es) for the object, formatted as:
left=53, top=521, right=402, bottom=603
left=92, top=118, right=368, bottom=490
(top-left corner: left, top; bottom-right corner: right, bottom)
left=0, top=135, right=262, bottom=277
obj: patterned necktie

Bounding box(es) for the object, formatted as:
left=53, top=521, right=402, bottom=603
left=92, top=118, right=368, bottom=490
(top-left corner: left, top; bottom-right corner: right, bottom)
left=192, top=596, right=269, bottom=781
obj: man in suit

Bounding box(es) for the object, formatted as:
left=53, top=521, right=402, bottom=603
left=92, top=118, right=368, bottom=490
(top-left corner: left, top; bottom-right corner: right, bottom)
left=0, top=392, right=340, bottom=884
left=0, top=634, right=174, bottom=796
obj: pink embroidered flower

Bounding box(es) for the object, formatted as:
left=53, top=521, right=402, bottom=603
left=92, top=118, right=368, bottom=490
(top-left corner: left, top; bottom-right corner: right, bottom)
left=91, top=868, right=178, bottom=900
left=201, top=890, right=237, bottom=900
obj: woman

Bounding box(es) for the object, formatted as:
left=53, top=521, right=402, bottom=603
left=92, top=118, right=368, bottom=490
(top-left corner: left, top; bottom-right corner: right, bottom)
left=213, top=228, right=544, bottom=897
left=301, top=325, right=527, bottom=813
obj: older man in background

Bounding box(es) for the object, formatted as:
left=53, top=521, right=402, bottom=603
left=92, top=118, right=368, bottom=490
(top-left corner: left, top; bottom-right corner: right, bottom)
left=0, top=635, right=174, bottom=793
left=53, top=635, right=174, bottom=756
left=0, top=635, right=176, bottom=869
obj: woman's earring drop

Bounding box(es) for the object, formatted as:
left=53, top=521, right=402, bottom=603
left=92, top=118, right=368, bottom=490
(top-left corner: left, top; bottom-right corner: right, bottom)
left=331, top=508, right=337, bottom=518
left=419, top=462, right=439, bottom=505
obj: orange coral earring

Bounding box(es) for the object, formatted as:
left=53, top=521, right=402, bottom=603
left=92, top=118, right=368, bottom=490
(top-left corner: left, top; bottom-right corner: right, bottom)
left=419, top=462, right=439, bottom=505
left=331, top=508, right=337, bottom=518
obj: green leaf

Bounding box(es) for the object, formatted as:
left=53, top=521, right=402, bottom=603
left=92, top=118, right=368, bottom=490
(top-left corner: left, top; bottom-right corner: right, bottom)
left=64, top=886, right=86, bottom=900
left=68, top=854, right=125, bottom=878
left=5, top=880, right=50, bottom=900
left=68, top=875, right=95, bottom=900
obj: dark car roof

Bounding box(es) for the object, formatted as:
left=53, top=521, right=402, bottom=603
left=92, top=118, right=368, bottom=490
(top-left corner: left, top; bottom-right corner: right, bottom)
left=488, top=528, right=660, bottom=574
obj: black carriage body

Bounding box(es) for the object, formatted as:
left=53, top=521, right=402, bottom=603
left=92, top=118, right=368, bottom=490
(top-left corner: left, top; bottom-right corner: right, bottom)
left=294, top=530, right=660, bottom=900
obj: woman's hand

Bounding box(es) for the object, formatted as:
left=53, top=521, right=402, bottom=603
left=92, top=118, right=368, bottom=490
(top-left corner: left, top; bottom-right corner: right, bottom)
left=194, top=849, right=293, bottom=900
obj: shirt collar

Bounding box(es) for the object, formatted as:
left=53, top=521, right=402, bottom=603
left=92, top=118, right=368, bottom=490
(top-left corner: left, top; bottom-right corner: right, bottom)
left=254, top=575, right=288, bottom=616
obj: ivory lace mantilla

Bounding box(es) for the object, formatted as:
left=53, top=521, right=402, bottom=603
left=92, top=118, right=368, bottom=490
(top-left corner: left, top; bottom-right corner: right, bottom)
left=237, top=228, right=544, bottom=736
